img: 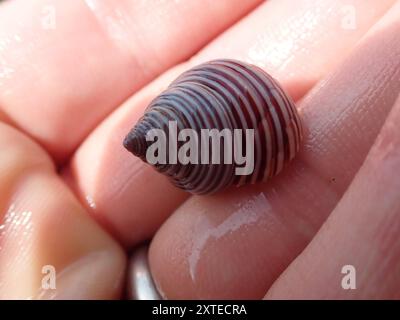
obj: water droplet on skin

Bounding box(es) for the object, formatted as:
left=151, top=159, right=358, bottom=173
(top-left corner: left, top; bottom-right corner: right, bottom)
left=188, top=192, right=270, bottom=283
left=85, top=195, right=97, bottom=209
left=0, top=204, right=34, bottom=254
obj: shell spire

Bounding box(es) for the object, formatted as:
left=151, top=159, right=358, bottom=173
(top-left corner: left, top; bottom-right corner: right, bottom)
left=124, top=59, right=303, bottom=194
left=123, top=126, right=150, bottom=159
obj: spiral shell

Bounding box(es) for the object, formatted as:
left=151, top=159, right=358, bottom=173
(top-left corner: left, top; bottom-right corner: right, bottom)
left=124, top=59, right=302, bottom=194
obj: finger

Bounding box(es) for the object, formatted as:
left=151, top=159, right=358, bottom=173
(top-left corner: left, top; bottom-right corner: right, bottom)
left=66, top=0, right=396, bottom=247
left=63, top=67, right=191, bottom=246
left=0, top=123, right=125, bottom=299
left=149, top=3, right=400, bottom=299
left=265, top=94, right=400, bottom=299
left=193, top=0, right=396, bottom=100
left=0, top=0, right=261, bottom=161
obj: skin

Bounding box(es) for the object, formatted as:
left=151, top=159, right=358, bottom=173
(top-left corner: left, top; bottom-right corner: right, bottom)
left=0, top=0, right=399, bottom=299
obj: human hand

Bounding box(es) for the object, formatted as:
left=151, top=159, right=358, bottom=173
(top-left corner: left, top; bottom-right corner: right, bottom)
left=0, top=0, right=399, bottom=299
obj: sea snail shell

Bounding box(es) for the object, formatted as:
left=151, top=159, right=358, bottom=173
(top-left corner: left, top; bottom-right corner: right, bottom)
left=124, top=59, right=302, bottom=194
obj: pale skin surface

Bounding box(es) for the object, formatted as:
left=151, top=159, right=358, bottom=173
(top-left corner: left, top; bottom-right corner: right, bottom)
left=0, top=0, right=399, bottom=299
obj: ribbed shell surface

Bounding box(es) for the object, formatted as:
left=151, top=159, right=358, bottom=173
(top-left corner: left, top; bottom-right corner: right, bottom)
left=125, top=59, right=303, bottom=194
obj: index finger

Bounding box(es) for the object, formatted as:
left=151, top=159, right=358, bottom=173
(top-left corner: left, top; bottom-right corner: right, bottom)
left=0, top=0, right=261, bottom=161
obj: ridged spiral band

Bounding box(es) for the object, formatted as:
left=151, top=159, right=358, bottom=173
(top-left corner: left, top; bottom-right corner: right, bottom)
left=125, top=59, right=302, bottom=194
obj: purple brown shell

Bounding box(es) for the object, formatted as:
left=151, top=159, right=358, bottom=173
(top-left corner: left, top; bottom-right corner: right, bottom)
left=124, top=59, right=303, bottom=194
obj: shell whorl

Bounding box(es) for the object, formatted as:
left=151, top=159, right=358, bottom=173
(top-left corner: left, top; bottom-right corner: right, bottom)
left=124, top=59, right=302, bottom=194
